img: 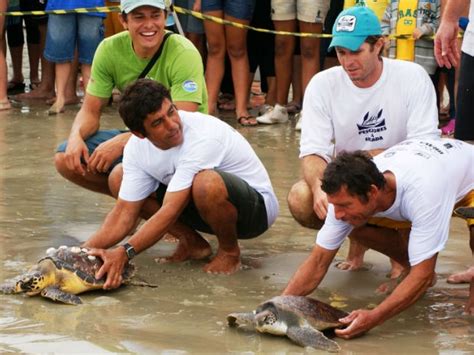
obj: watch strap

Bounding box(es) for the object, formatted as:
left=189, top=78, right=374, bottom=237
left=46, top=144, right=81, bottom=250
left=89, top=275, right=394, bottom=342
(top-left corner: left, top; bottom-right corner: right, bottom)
left=122, top=242, right=136, bottom=260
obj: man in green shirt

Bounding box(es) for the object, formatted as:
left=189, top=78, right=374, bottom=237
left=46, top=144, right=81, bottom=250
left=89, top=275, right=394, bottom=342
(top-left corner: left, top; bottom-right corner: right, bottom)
left=55, top=0, right=207, bottom=200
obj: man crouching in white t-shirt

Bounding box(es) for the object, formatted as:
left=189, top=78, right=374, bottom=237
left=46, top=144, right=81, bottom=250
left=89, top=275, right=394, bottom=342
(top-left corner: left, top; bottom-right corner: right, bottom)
left=283, top=138, right=474, bottom=338
left=288, top=6, right=441, bottom=284
left=83, top=79, right=279, bottom=289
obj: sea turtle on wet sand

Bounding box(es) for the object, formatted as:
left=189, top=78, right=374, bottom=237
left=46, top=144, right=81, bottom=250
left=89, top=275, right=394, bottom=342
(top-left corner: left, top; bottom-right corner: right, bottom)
left=227, top=295, right=348, bottom=352
left=0, top=246, right=152, bottom=305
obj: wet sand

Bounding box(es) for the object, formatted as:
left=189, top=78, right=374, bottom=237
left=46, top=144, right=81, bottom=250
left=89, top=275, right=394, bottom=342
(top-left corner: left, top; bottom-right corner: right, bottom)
left=0, top=100, right=472, bottom=353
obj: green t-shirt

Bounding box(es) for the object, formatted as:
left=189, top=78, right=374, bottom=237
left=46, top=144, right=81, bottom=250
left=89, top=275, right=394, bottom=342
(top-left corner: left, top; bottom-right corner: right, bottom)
left=88, top=31, right=208, bottom=113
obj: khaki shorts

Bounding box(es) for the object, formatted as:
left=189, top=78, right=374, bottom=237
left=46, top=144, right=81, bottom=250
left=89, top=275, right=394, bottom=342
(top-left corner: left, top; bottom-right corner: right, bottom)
left=368, top=190, right=474, bottom=229
left=271, top=0, right=330, bottom=23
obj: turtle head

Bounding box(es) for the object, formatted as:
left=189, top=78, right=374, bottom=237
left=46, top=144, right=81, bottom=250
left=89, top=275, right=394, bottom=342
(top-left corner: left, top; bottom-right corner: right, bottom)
left=15, top=270, right=47, bottom=295
left=255, top=309, right=287, bottom=335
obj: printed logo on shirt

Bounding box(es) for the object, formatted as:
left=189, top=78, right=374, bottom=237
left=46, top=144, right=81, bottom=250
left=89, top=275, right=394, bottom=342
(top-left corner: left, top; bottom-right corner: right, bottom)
left=357, top=108, right=387, bottom=142
left=336, top=15, right=356, bottom=32
left=182, top=80, right=198, bottom=93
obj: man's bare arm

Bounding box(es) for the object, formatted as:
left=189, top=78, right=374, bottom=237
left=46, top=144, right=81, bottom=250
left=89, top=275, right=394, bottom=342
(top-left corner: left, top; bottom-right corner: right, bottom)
left=302, top=155, right=329, bottom=219
left=84, top=198, right=144, bottom=249
left=336, top=255, right=437, bottom=338
left=434, top=0, right=468, bottom=68
left=125, top=188, right=191, bottom=254
left=64, top=94, right=108, bottom=175
left=89, top=188, right=192, bottom=289
left=68, top=93, right=107, bottom=143
left=282, top=245, right=338, bottom=296
left=174, top=101, right=199, bottom=112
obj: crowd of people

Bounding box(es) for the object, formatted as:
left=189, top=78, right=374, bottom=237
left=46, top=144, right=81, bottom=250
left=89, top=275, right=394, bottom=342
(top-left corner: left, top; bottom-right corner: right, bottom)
left=0, top=0, right=472, bottom=342
left=1, top=0, right=471, bottom=135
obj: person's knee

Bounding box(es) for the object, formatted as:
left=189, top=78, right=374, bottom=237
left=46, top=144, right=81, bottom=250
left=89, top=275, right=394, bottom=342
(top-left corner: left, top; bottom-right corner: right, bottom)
left=287, top=180, right=321, bottom=229
left=275, top=37, right=293, bottom=58
left=206, top=41, right=225, bottom=57
left=300, top=42, right=318, bottom=60
left=192, top=170, right=224, bottom=202
left=54, top=152, right=71, bottom=177
left=226, top=43, right=246, bottom=59
left=108, top=164, right=123, bottom=198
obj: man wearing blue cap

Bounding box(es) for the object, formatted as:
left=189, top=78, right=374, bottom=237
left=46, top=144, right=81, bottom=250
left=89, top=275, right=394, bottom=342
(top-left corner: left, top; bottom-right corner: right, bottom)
left=54, top=0, right=207, bottom=203
left=287, top=6, right=440, bottom=285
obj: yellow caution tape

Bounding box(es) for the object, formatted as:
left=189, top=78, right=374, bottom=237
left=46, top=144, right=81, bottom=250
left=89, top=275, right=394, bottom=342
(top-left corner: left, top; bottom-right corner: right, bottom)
left=0, top=6, right=121, bottom=16
left=0, top=5, right=460, bottom=40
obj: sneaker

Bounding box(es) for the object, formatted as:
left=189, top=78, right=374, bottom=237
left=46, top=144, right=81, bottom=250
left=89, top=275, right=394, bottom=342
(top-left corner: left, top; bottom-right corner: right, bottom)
left=441, top=118, right=455, bottom=135
left=295, top=112, right=302, bottom=131
left=256, top=103, right=289, bottom=124
left=258, top=104, right=274, bottom=116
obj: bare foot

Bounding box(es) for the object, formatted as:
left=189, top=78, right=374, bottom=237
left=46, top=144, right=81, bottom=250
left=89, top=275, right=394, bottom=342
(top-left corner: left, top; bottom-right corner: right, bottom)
left=203, top=249, right=241, bottom=275
left=156, top=238, right=212, bottom=263
left=48, top=101, right=65, bottom=115
left=14, top=89, right=55, bottom=101
left=376, top=269, right=433, bottom=295
left=447, top=267, right=474, bottom=284
left=335, top=258, right=365, bottom=271
left=46, top=96, right=81, bottom=105
left=387, top=259, right=407, bottom=279
left=0, top=100, right=11, bottom=111
left=162, top=233, right=179, bottom=243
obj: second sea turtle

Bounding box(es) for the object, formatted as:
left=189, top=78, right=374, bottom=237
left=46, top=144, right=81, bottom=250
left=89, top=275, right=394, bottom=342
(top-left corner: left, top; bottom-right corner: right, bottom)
left=227, top=295, right=348, bottom=352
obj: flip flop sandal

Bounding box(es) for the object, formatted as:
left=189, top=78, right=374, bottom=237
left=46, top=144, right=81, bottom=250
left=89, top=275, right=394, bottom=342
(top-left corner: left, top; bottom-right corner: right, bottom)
left=237, top=116, right=258, bottom=126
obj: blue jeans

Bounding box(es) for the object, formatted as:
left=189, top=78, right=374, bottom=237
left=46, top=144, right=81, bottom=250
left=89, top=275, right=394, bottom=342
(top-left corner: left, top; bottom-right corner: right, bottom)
left=175, top=0, right=205, bottom=34
left=201, top=0, right=256, bottom=21
left=44, top=14, right=104, bottom=64
left=56, top=130, right=126, bottom=172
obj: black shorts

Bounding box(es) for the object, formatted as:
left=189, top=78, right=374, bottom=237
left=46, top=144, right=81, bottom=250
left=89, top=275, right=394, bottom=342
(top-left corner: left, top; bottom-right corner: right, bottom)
left=156, top=170, right=268, bottom=239
left=21, top=0, right=48, bottom=25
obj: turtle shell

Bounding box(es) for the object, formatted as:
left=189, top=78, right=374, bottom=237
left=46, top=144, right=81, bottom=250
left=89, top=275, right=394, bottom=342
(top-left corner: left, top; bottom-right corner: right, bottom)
left=43, top=246, right=135, bottom=286
left=258, top=296, right=348, bottom=331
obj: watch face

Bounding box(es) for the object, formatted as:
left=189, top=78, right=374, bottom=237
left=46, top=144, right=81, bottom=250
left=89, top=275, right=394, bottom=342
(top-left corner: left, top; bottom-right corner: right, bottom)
left=124, top=243, right=136, bottom=259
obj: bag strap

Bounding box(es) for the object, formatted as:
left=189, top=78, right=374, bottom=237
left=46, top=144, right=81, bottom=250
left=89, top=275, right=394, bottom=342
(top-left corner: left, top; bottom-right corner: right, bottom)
left=138, top=31, right=173, bottom=79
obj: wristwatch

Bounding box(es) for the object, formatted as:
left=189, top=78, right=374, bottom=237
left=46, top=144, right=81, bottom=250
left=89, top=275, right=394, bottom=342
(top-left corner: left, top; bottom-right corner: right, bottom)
left=122, top=242, right=137, bottom=260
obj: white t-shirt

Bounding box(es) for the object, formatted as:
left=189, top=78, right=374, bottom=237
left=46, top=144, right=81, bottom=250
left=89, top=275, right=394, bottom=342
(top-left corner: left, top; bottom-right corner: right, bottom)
left=461, top=1, right=474, bottom=56
left=300, top=58, right=440, bottom=162
left=316, top=138, right=474, bottom=266
left=119, top=111, right=279, bottom=226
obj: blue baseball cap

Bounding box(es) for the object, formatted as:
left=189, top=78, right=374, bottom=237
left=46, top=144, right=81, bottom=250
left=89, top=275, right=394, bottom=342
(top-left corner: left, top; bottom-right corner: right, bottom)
left=329, top=6, right=382, bottom=51
left=121, top=0, right=167, bottom=14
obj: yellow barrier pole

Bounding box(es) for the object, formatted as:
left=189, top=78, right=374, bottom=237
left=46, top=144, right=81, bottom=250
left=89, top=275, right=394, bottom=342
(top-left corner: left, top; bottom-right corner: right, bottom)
left=395, top=0, right=417, bottom=61
left=343, top=0, right=358, bottom=9
left=344, top=0, right=389, bottom=20
left=365, top=0, right=390, bottom=20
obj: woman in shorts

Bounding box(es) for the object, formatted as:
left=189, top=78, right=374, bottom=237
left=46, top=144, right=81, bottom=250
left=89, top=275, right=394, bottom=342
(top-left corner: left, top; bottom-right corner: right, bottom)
left=44, top=0, right=105, bottom=114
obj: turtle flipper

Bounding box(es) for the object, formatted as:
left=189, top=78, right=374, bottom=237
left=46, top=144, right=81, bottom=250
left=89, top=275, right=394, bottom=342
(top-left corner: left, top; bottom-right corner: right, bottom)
left=227, top=312, right=257, bottom=327
left=454, top=207, right=474, bottom=219
left=287, top=326, right=341, bottom=352
left=40, top=286, right=82, bottom=305
left=0, top=281, right=19, bottom=294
